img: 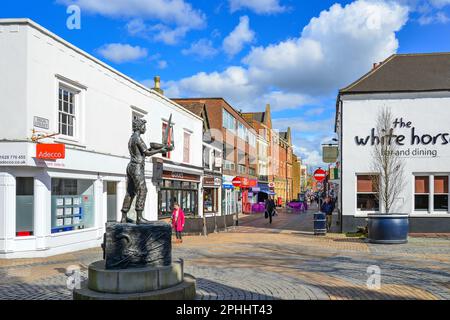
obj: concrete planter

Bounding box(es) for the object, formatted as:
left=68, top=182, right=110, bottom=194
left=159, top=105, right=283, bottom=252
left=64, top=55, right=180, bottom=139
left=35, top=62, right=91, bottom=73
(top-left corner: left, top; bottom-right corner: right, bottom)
left=367, top=214, right=409, bottom=244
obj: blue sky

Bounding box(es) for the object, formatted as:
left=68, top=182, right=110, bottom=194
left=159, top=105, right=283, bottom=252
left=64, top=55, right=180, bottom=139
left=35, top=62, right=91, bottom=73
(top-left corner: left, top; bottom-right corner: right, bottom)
left=3, top=0, right=450, bottom=170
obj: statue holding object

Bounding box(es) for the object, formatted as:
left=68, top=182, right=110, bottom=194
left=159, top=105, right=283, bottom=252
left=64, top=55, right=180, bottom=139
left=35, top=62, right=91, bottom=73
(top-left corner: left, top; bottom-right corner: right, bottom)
left=120, top=115, right=174, bottom=224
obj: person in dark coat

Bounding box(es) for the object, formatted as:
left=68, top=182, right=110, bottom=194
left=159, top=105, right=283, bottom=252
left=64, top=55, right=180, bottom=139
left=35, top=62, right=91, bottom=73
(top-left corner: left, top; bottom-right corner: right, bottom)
left=321, top=196, right=335, bottom=232
left=265, top=196, right=276, bottom=224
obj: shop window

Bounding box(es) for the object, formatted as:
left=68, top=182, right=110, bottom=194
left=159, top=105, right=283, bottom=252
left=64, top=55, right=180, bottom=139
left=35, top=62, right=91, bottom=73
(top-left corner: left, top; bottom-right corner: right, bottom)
left=51, top=178, right=95, bottom=233
left=434, top=176, right=448, bottom=211
left=222, top=109, right=236, bottom=132
left=16, top=177, right=34, bottom=237
left=203, top=146, right=211, bottom=169
left=204, top=188, right=216, bottom=213
left=415, top=176, right=429, bottom=211
left=183, top=132, right=191, bottom=163
left=356, top=175, right=379, bottom=211
left=58, top=86, right=77, bottom=137
left=158, top=180, right=198, bottom=217
left=106, top=182, right=117, bottom=222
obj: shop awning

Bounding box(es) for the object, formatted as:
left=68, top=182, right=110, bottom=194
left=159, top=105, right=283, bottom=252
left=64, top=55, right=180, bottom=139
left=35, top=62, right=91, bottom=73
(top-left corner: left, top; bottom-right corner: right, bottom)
left=259, top=190, right=276, bottom=195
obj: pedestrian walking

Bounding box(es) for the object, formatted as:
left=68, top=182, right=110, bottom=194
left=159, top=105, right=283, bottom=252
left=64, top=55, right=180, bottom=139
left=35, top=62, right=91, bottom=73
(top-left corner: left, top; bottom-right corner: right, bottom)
left=172, top=203, right=185, bottom=243
left=320, top=196, right=335, bottom=232
left=265, top=196, right=276, bottom=224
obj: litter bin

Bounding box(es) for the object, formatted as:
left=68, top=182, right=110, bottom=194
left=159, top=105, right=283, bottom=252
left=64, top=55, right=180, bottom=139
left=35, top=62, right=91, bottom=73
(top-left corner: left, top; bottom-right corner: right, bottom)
left=314, top=212, right=326, bottom=235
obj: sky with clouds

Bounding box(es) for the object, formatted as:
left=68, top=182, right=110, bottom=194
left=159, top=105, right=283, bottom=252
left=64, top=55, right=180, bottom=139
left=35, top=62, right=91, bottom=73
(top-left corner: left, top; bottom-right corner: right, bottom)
left=3, top=0, right=450, bottom=170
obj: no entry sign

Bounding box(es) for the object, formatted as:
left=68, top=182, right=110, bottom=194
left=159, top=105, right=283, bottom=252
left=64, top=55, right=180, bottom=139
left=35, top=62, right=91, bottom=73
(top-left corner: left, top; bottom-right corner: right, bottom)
left=313, top=168, right=327, bottom=182
left=232, top=177, right=242, bottom=187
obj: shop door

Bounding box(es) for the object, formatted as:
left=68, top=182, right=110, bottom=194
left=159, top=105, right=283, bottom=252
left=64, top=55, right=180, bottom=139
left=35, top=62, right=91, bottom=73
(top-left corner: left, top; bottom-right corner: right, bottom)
left=106, top=182, right=117, bottom=222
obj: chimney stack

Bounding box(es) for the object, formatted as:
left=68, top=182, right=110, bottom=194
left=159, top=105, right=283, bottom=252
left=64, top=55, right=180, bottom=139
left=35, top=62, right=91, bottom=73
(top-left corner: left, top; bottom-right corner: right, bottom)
left=372, top=62, right=382, bottom=70
left=152, top=76, right=164, bottom=95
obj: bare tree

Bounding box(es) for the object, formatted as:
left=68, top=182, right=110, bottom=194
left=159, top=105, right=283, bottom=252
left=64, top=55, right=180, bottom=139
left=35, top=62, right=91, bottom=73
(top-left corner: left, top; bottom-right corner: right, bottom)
left=371, top=108, right=406, bottom=213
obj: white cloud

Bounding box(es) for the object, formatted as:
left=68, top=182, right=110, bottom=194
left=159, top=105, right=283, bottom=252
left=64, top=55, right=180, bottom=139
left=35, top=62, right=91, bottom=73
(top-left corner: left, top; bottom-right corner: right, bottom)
left=58, top=0, right=206, bottom=44
left=296, top=147, right=323, bottom=167
left=157, top=60, right=168, bottom=69
left=429, top=0, right=450, bottom=8
left=223, top=16, right=255, bottom=57
left=229, top=0, right=287, bottom=14
left=165, top=0, right=410, bottom=166
left=96, top=43, right=148, bottom=63
left=272, top=117, right=334, bottom=133
left=182, top=39, right=219, bottom=60
left=168, top=0, right=408, bottom=104
left=244, top=0, right=408, bottom=95
left=304, top=107, right=326, bottom=117
left=395, top=0, right=450, bottom=24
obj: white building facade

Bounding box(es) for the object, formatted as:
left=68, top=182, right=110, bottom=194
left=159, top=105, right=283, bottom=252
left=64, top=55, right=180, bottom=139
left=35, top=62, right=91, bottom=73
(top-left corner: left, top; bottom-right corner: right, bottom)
left=336, top=53, right=450, bottom=233
left=0, top=19, right=203, bottom=258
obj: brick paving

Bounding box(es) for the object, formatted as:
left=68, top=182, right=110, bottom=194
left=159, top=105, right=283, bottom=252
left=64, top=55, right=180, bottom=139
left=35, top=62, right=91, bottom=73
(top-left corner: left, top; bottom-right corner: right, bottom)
left=1, top=208, right=450, bottom=300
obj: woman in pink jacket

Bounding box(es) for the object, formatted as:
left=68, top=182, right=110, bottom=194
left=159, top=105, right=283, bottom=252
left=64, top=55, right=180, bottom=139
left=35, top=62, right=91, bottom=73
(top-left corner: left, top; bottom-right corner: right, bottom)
left=172, top=203, right=185, bottom=243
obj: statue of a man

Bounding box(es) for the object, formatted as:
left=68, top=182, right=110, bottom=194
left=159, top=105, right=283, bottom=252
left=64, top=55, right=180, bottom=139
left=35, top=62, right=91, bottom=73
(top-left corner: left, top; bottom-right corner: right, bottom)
left=121, top=117, right=173, bottom=224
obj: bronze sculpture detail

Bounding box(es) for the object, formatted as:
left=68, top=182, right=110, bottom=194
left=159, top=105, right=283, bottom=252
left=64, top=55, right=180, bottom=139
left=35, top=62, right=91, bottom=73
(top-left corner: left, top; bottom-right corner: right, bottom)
left=120, top=115, right=174, bottom=224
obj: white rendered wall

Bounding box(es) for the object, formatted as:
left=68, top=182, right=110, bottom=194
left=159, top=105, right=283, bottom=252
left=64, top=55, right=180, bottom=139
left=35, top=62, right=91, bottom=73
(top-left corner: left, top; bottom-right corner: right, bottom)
left=341, top=92, right=450, bottom=219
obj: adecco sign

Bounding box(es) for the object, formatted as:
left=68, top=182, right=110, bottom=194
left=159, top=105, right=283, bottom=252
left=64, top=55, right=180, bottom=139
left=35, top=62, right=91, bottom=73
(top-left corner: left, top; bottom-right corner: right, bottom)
left=36, top=144, right=65, bottom=160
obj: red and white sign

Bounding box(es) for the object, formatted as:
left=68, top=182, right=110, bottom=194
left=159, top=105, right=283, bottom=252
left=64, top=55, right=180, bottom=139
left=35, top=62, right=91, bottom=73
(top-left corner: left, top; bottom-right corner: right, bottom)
left=36, top=144, right=65, bottom=160
left=313, top=168, right=327, bottom=182
left=232, top=177, right=242, bottom=187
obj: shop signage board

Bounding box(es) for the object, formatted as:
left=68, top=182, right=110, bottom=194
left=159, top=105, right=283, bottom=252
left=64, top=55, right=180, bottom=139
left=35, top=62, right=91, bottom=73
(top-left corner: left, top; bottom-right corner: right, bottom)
left=203, top=176, right=222, bottom=186
left=214, top=157, right=222, bottom=168
left=313, top=168, right=327, bottom=182
left=36, top=144, right=65, bottom=160
left=322, top=145, right=338, bottom=163
left=33, top=116, right=49, bottom=130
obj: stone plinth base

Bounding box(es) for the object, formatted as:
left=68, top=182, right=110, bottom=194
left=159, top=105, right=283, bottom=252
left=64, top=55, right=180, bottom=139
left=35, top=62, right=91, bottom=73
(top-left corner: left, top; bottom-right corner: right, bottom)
left=73, top=275, right=196, bottom=300
left=73, top=259, right=196, bottom=300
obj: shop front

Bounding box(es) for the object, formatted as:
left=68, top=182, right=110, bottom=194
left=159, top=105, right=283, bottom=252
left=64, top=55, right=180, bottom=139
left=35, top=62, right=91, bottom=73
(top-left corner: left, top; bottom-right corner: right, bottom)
left=0, top=142, right=128, bottom=258
left=336, top=53, right=450, bottom=233
left=239, top=177, right=258, bottom=214
left=222, top=175, right=240, bottom=215
left=158, top=170, right=201, bottom=218
left=203, top=175, right=222, bottom=217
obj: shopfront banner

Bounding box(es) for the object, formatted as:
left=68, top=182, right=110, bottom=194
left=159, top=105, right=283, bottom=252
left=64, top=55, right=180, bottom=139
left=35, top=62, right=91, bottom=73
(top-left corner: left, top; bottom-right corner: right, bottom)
left=36, top=143, right=65, bottom=160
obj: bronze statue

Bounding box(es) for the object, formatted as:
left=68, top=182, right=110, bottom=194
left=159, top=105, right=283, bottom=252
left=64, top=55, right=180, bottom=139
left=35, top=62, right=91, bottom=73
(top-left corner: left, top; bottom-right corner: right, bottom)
left=121, top=115, right=174, bottom=224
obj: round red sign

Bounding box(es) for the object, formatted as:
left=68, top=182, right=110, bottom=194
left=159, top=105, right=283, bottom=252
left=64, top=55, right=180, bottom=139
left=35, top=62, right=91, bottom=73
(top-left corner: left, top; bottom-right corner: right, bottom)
left=232, top=177, right=242, bottom=187
left=313, top=169, right=327, bottom=182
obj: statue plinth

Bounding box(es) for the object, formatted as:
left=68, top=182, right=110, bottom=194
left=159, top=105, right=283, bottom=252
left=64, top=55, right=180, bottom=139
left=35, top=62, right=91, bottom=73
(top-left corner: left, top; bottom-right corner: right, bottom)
left=105, top=222, right=172, bottom=269
left=73, top=222, right=196, bottom=300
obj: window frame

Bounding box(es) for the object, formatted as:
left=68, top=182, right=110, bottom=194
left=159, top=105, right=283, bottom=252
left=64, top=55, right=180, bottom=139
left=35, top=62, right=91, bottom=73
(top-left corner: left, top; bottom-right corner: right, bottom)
left=413, top=174, right=450, bottom=215
left=183, top=131, right=191, bottom=164
left=54, top=77, right=87, bottom=145
left=355, top=174, right=380, bottom=213
left=57, top=85, right=79, bottom=140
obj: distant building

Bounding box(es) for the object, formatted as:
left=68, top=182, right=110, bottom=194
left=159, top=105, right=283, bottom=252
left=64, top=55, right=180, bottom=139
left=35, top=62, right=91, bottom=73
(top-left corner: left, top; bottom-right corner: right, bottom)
left=174, top=98, right=258, bottom=216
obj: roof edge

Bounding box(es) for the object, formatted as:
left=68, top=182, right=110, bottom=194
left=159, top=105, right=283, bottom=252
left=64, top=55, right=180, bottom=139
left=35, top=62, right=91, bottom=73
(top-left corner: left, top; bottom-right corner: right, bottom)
left=339, top=54, right=396, bottom=93
left=0, top=18, right=201, bottom=121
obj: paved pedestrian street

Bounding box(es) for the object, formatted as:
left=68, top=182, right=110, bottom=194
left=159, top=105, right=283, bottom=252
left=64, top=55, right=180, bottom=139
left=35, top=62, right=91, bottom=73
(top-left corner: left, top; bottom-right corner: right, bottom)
left=1, top=208, right=450, bottom=300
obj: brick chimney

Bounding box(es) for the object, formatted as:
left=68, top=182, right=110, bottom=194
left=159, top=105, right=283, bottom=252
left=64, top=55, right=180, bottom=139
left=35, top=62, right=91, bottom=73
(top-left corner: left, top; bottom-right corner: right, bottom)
left=372, top=62, right=382, bottom=70
left=152, top=76, right=164, bottom=95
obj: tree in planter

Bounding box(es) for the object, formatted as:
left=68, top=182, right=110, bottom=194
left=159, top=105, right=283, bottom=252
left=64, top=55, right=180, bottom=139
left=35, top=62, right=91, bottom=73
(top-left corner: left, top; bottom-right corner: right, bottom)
left=370, top=108, right=406, bottom=214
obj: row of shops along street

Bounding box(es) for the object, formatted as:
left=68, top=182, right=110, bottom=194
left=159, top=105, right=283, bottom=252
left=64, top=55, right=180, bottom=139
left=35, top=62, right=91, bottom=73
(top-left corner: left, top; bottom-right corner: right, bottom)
left=0, top=19, right=297, bottom=259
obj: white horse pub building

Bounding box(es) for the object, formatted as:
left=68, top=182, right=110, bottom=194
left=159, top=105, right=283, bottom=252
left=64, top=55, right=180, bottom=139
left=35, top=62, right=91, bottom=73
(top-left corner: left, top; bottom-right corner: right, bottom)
left=336, top=53, right=450, bottom=233
left=0, top=19, right=203, bottom=258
